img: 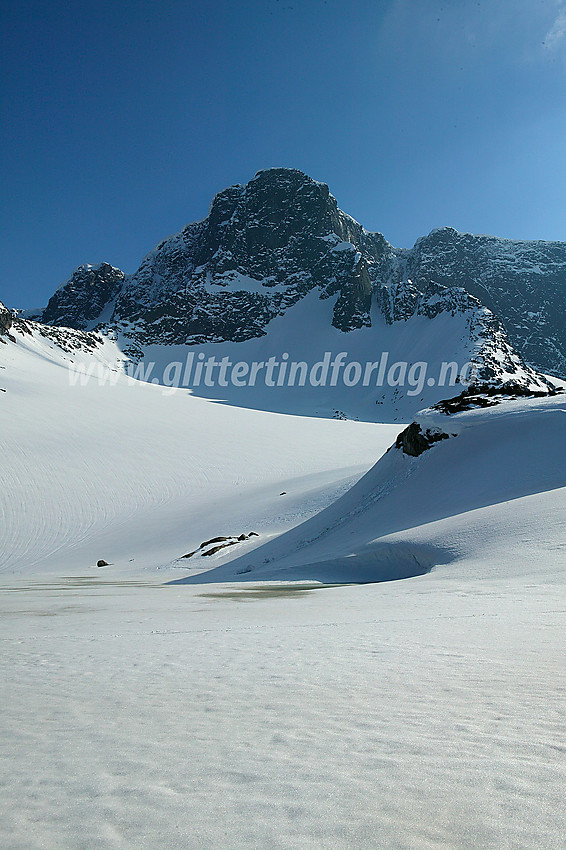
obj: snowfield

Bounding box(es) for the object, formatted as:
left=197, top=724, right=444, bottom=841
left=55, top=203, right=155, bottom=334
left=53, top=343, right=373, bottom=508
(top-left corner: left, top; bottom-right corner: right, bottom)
left=0, top=326, right=396, bottom=576
left=1, top=323, right=565, bottom=849
left=1, top=575, right=564, bottom=850
left=132, top=289, right=550, bottom=423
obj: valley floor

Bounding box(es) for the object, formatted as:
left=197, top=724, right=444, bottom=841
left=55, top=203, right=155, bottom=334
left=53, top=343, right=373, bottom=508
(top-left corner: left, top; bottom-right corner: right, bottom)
left=1, top=569, right=564, bottom=850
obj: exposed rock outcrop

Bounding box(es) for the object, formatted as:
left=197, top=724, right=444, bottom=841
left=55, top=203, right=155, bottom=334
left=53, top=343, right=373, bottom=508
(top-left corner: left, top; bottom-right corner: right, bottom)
left=429, top=383, right=561, bottom=415
left=395, top=423, right=452, bottom=457
left=182, top=532, right=259, bottom=559
left=0, top=302, right=14, bottom=342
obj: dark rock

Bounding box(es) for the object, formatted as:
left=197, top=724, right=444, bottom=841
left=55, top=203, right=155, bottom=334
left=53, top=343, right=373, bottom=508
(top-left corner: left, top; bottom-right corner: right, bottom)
left=395, top=423, right=451, bottom=457
left=36, top=169, right=566, bottom=378
left=201, top=541, right=238, bottom=556
left=182, top=531, right=260, bottom=560
left=430, top=382, right=561, bottom=415
left=403, top=227, right=566, bottom=376
left=42, top=263, right=124, bottom=330
left=35, top=323, right=103, bottom=354
left=199, top=536, right=230, bottom=549
left=0, top=302, right=13, bottom=335
left=40, top=170, right=388, bottom=347
left=0, top=299, right=105, bottom=355
left=96, top=559, right=109, bottom=567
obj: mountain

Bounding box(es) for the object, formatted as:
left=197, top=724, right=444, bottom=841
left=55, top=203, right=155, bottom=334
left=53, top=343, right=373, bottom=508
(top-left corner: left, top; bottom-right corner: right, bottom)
left=11, top=168, right=559, bottom=420
left=36, top=169, right=566, bottom=380
left=39, top=169, right=390, bottom=349
left=2, top=180, right=565, bottom=850
left=401, top=227, right=566, bottom=376
left=41, top=262, right=125, bottom=330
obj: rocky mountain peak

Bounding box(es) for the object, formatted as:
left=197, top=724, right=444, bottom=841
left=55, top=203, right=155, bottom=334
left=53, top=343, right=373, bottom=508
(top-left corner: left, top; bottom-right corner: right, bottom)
left=42, top=262, right=125, bottom=331
left=99, top=168, right=390, bottom=351
left=31, top=168, right=566, bottom=381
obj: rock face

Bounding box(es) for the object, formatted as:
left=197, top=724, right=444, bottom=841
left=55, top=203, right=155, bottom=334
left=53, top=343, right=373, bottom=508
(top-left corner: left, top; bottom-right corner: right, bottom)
left=38, top=170, right=389, bottom=347
left=0, top=299, right=105, bottom=355
left=0, top=301, right=13, bottom=338
left=388, top=280, right=551, bottom=390
left=400, top=227, right=566, bottom=376
left=42, top=263, right=124, bottom=331
left=36, top=168, right=566, bottom=378
left=109, top=168, right=386, bottom=352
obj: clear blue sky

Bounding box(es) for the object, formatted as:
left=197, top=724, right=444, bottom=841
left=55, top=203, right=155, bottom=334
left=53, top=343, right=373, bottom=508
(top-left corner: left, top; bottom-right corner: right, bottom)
left=2, top=0, right=566, bottom=309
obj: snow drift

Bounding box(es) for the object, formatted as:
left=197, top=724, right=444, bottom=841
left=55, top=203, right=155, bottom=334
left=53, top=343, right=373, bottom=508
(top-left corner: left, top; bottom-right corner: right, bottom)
left=173, top=394, right=566, bottom=585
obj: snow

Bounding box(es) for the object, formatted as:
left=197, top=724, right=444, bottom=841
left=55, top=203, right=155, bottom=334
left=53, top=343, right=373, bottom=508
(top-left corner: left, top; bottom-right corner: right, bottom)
left=15, top=306, right=44, bottom=320
left=85, top=294, right=119, bottom=331
left=1, top=321, right=565, bottom=849
left=138, top=290, right=500, bottom=422
left=202, top=270, right=287, bottom=295
left=172, top=393, right=566, bottom=586
left=0, top=322, right=394, bottom=576
left=2, top=573, right=564, bottom=850
left=330, top=240, right=357, bottom=253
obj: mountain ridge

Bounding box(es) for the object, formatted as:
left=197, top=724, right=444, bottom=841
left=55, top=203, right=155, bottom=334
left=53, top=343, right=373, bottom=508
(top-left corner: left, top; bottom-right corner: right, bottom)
left=32, top=168, right=566, bottom=377
left=2, top=168, right=561, bottom=421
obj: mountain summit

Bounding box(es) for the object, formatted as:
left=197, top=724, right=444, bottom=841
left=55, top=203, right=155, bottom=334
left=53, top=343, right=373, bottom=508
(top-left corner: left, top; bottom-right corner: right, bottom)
left=37, top=168, right=566, bottom=378
left=42, top=168, right=388, bottom=351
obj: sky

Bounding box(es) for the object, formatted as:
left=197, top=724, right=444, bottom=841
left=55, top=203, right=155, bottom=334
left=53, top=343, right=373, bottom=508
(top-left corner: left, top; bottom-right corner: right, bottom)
left=2, top=0, right=566, bottom=309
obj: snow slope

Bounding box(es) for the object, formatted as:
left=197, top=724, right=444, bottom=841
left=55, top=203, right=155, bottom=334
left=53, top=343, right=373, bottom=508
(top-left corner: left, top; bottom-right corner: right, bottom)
left=1, top=317, right=562, bottom=584
left=135, top=289, right=550, bottom=423
left=173, top=394, right=566, bottom=585
left=0, top=322, right=397, bottom=576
